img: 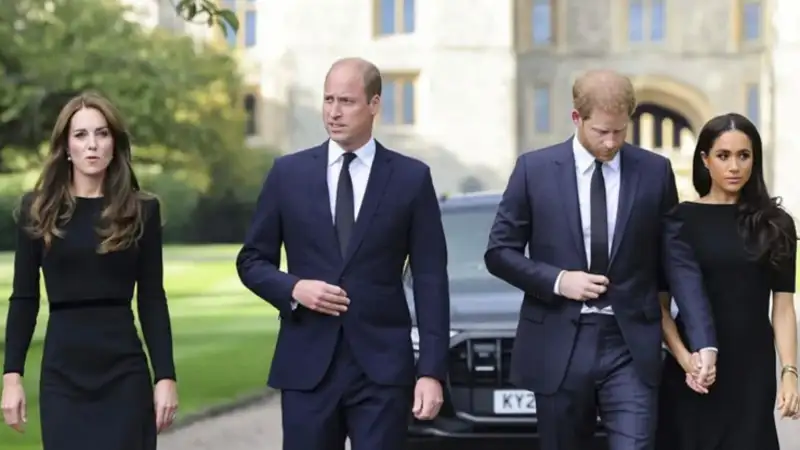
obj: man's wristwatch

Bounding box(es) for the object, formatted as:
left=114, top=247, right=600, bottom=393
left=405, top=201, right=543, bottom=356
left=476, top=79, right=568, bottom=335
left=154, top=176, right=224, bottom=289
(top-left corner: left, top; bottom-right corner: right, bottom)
left=781, top=365, right=798, bottom=380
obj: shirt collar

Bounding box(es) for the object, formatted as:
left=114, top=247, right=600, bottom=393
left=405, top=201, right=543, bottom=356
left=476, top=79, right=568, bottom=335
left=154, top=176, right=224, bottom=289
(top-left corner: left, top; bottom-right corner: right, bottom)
left=328, top=138, right=376, bottom=167
left=571, top=135, right=621, bottom=174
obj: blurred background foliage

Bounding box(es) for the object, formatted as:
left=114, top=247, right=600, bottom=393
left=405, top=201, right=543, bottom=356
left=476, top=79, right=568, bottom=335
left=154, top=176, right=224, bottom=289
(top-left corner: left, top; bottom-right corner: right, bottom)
left=0, top=0, right=276, bottom=250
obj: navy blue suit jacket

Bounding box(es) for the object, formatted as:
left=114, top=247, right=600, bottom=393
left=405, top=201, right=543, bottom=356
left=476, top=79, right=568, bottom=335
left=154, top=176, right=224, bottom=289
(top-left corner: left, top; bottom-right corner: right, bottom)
left=236, top=141, right=450, bottom=391
left=485, top=140, right=717, bottom=395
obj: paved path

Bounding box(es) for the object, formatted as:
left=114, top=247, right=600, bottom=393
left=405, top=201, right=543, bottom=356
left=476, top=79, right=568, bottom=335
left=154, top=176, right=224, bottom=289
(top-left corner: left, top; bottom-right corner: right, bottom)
left=776, top=411, right=800, bottom=448
left=160, top=326, right=800, bottom=450
left=157, top=395, right=353, bottom=450
left=157, top=394, right=286, bottom=450
left=159, top=391, right=800, bottom=450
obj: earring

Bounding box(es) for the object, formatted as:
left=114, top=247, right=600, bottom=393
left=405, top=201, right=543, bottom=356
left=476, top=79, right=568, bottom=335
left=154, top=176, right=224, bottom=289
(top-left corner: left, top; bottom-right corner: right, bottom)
left=67, top=155, right=71, bottom=161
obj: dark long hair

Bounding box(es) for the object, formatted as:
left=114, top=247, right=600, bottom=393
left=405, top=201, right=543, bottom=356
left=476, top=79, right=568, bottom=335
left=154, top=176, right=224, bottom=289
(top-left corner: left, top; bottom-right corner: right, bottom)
left=25, top=91, right=147, bottom=253
left=692, top=113, right=797, bottom=267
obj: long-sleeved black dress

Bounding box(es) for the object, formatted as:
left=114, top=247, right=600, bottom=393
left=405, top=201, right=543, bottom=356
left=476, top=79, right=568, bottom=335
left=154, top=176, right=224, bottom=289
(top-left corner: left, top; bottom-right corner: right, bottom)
left=656, top=202, right=797, bottom=450
left=3, top=194, right=176, bottom=450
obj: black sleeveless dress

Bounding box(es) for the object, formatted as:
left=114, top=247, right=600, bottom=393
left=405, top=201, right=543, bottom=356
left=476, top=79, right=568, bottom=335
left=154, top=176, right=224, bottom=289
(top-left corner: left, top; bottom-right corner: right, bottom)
left=656, top=202, right=797, bottom=450
left=3, top=195, right=176, bottom=450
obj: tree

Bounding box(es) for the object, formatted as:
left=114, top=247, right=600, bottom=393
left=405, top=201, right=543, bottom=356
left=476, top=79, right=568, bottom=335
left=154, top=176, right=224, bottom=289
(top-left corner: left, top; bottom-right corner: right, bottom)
left=173, top=0, right=240, bottom=37
left=0, top=0, right=247, bottom=191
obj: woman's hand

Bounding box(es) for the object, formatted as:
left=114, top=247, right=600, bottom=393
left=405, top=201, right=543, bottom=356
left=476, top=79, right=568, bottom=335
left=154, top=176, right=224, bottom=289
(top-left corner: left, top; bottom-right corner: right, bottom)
left=693, top=351, right=717, bottom=387
left=776, top=373, right=800, bottom=419
left=1, top=376, right=26, bottom=433
left=153, top=379, right=179, bottom=432
left=678, top=352, right=712, bottom=394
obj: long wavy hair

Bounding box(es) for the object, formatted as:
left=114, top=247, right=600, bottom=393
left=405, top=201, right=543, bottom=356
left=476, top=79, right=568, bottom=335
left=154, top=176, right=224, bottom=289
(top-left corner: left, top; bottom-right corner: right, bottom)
left=25, top=92, right=147, bottom=253
left=692, top=113, right=797, bottom=267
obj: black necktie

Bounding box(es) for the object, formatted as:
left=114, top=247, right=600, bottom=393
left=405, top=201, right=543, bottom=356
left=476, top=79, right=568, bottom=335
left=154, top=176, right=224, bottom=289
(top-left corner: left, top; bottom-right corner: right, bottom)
left=335, top=152, right=357, bottom=257
left=589, top=160, right=609, bottom=275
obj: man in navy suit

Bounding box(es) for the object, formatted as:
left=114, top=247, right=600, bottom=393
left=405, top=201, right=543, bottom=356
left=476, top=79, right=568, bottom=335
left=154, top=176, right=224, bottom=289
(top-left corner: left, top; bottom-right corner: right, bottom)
left=236, top=57, right=450, bottom=450
left=484, top=70, right=718, bottom=450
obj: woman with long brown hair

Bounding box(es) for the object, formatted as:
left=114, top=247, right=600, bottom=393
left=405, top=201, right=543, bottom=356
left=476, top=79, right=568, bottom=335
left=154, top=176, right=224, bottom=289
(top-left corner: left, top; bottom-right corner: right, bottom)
left=656, top=113, right=798, bottom=449
left=0, top=92, right=178, bottom=449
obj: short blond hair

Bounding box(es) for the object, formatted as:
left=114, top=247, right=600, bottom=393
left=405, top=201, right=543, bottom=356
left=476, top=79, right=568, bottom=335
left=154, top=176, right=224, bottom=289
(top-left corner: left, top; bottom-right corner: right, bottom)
left=572, top=70, right=637, bottom=119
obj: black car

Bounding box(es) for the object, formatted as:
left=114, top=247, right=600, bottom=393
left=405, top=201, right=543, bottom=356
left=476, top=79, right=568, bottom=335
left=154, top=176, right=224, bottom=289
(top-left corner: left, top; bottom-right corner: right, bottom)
left=404, top=191, right=607, bottom=448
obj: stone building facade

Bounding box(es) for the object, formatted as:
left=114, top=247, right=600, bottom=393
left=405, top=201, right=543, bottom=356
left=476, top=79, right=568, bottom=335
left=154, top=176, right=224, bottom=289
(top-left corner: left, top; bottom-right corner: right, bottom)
left=128, top=0, right=800, bottom=215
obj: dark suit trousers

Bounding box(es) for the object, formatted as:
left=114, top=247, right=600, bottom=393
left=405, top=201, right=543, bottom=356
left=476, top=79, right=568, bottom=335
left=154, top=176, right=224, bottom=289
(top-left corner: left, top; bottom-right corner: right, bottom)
left=535, top=315, right=658, bottom=450
left=281, top=331, right=412, bottom=450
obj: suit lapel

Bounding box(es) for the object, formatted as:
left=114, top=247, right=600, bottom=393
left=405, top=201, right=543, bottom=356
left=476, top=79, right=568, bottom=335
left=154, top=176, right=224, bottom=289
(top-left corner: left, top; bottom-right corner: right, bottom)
left=308, top=142, right=341, bottom=259
left=342, top=142, right=393, bottom=266
left=554, top=140, right=587, bottom=268
left=609, top=146, right=640, bottom=268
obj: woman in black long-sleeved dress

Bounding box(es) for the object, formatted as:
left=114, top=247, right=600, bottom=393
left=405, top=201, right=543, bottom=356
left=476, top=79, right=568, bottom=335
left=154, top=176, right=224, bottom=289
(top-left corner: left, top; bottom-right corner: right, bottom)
left=656, top=113, right=799, bottom=449
left=0, top=92, right=178, bottom=449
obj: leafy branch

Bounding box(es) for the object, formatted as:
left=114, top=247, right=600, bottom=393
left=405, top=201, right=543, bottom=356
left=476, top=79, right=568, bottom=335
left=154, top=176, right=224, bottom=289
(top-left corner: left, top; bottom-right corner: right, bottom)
left=171, top=0, right=239, bottom=37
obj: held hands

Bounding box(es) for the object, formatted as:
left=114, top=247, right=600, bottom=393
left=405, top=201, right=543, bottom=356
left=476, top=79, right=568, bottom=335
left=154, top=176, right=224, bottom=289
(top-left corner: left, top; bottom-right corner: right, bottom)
left=558, top=271, right=610, bottom=301
left=696, top=348, right=717, bottom=386
left=154, top=379, right=179, bottom=433
left=776, top=372, right=800, bottom=420
left=412, top=377, right=443, bottom=420
left=292, top=280, right=350, bottom=316
left=678, top=350, right=717, bottom=394
left=1, top=375, right=26, bottom=433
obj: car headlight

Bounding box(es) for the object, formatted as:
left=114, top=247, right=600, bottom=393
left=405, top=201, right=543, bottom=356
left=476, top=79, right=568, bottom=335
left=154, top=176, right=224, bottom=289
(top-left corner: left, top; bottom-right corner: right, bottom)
left=410, top=326, right=459, bottom=352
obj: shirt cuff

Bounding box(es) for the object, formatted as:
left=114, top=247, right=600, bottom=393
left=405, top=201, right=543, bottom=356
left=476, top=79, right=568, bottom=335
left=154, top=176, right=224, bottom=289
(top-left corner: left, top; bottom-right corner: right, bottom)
left=553, top=270, right=565, bottom=295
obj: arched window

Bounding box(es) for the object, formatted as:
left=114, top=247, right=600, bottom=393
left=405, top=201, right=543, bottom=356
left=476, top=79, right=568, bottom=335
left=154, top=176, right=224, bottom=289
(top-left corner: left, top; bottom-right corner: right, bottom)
left=630, top=103, right=694, bottom=152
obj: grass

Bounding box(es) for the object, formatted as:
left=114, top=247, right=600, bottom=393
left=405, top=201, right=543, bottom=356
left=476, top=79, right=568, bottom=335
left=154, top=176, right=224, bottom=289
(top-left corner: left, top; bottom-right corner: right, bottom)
left=0, top=244, right=280, bottom=449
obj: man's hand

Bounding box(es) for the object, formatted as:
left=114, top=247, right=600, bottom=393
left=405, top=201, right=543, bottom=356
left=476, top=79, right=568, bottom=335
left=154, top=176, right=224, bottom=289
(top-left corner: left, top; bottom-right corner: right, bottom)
left=291, top=280, right=349, bottom=316
left=558, top=271, right=609, bottom=301
left=695, top=348, right=717, bottom=387
left=412, top=377, right=443, bottom=420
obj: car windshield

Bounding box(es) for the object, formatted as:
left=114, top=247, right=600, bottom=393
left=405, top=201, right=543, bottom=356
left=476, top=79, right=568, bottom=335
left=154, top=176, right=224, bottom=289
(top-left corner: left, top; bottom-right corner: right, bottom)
left=404, top=202, right=521, bottom=292
left=441, top=206, right=498, bottom=283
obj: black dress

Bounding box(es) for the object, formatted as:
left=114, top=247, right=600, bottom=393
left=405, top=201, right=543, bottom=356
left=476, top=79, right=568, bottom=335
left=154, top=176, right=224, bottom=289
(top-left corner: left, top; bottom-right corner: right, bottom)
left=656, top=202, right=797, bottom=450
left=3, top=195, right=176, bottom=450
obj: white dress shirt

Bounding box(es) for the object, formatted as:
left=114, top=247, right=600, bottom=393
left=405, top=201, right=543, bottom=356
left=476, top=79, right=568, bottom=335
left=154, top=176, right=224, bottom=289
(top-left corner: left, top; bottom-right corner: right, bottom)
left=327, top=138, right=376, bottom=222
left=551, top=138, right=717, bottom=353
left=289, top=138, right=376, bottom=311
left=553, top=137, right=621, bottom=315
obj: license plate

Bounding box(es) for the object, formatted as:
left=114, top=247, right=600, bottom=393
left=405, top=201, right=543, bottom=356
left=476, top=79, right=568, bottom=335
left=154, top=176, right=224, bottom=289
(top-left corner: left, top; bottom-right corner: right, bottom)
left=493, top=389, right=537, bottom=414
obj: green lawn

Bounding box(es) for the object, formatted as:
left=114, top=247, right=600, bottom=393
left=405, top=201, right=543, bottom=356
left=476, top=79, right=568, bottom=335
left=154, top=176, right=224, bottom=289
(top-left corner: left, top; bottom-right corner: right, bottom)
left=0, top=244, right=280, bottom=449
